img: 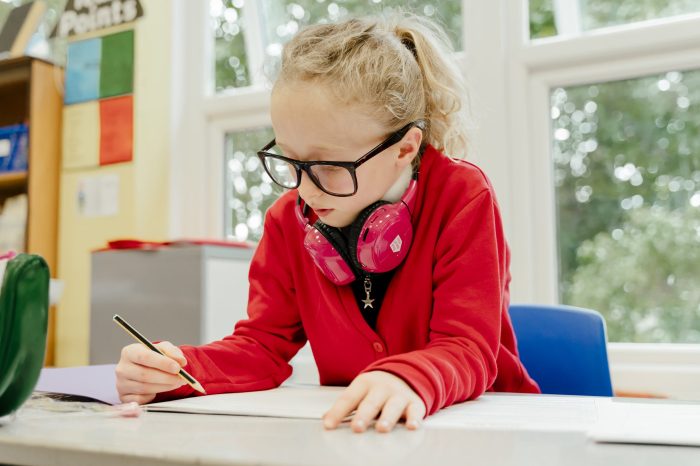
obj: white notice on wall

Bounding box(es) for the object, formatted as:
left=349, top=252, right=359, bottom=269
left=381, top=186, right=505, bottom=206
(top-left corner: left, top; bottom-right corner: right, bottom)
left=77, top=174, right=120, bottom=217
left=99, top=174, right=120, bottom=216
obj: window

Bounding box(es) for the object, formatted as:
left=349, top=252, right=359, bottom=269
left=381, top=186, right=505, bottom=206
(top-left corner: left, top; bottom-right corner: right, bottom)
left=499, top=0, right=700, bottom=394
left=506, top=1, right=700, bottom=345
left=212, top=0, right=463, bottom=93
left=0, top=0, right=67, bottom=64
left=529, top=0, right=557, bottom=39
left=581, top=0, right=700, bottom=30
left=211, top=0, right=249, bottom=91
left=529, top=0, right=700, bottom=39
left=224, top=127, right=280, bottom=242
left=552, top=70, right=700, bottom=343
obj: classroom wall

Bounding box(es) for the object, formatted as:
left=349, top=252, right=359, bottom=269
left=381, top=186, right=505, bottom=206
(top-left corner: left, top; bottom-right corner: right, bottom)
left=55, top=0, right=171, bottom=366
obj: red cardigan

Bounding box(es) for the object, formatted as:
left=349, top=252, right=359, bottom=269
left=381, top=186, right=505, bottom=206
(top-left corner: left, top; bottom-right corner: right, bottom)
left=157, top=146, right=540, bottom=414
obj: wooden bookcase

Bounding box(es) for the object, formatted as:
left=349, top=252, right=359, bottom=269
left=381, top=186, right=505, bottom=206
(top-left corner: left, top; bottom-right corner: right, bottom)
left=0, top=57, right=62, bottom=366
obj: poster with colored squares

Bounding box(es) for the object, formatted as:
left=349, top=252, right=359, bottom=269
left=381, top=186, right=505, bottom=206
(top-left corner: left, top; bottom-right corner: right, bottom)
left=62, top=30, right=134, bottom=168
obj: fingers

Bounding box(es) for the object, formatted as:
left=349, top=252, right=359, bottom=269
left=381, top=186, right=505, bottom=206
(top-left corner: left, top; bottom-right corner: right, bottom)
left=375, top=395, right=409, bottom=433
left=404, top=400, right=426, bottom=430
left=322, top=371, right=427, bottom=434
left=155, top=341, right=187, bottom=367
left=115, top=342, right=188, bottom=404
left=323, top=381, right=368, bottom=430
left=351, top=388, right=390, bottom=433
left=119, top=393, right=156, bottom=405
left=118, top=378, right=180, bottom=394
left=122, top=343, right=182, bottom=374
left=116, top=363, right=184, bottom=387
left=115, top=379, right=184, bottom=405
left=115, top=366, right=185, bottom=403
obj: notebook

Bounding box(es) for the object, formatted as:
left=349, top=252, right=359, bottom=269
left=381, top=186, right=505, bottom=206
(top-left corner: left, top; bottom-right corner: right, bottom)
left=145, top=385, right=344, bottom=419
left=35, top=364, right=121, bottom=406
left=589, top=398, right=700, bottom=447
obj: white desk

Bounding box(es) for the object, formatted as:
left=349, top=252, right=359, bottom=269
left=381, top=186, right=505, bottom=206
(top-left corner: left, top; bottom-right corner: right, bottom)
left=1, top=394, right=699, bottom=466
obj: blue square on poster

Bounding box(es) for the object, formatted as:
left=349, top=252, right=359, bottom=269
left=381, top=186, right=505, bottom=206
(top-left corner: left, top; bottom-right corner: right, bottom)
left=65, top=38, right=101, bottom=105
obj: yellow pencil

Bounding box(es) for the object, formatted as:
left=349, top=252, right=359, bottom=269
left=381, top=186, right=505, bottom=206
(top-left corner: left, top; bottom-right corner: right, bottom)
left=112, top=314, right=206, bottom=395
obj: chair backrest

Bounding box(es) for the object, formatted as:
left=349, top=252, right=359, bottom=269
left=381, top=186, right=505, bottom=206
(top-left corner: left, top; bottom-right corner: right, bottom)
left=508, top=304, right=613, bottom=397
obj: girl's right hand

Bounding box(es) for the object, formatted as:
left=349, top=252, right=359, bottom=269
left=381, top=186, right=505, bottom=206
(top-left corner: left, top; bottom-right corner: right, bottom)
left=115, top=341, right=188, bottom=405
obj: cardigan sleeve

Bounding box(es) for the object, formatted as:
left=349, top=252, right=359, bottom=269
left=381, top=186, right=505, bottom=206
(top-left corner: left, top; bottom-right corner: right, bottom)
left=154, top=207, right=306, bottom=401
left=360, top=188, right=506, bottom=415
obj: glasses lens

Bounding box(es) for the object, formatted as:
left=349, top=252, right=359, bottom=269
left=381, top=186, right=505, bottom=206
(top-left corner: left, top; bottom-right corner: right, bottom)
left=309, top=164, right=355, bottom=196
left=262, top=154, right=298, bottom=188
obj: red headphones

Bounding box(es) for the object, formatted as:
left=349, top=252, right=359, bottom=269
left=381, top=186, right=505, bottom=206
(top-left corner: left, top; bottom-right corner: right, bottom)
left=295, top=171, right=418, bottom=285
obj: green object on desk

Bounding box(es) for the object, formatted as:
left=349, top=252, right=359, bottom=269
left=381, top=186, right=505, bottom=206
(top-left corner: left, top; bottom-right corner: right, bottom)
left=0, top=254, right=49, bottom=417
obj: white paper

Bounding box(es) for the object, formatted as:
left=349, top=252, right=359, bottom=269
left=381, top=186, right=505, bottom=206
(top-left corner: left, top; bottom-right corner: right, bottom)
left=589, top=399, right=700, bottom=446
left=145, top=385, right=345, bottom=419
left=425, top=393, right=605, bottom=432
left=77, top=174, right=120, bottom=217
left=77, top=177, right=99, bottom=217
left=98, top=174, right=119, bottom=216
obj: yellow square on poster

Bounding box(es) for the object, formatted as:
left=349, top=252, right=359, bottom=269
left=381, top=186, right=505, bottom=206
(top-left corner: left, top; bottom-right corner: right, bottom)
left=62, top=101, right=100, bottom=169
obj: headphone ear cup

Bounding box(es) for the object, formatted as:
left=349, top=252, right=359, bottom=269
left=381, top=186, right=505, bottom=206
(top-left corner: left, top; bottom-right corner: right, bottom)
left=313, top=221, right=352, bottom=263
left=348, top=200, right=390, bottom=272
left=302, top=221, right=357, bottom=285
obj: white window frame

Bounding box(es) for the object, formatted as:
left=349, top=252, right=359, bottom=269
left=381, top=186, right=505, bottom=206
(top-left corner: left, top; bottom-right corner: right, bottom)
left=171, top=0, right=700, bottom=398
left=496, top=1, right=700, bottom=398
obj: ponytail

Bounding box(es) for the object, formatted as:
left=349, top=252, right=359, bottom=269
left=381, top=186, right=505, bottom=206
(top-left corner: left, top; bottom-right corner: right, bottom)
left=390, top=14, right=471, bottom=158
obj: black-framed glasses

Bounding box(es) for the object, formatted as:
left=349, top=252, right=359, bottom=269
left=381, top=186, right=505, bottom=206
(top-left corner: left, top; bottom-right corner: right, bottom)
left=256, top=120, right=425, bottom=197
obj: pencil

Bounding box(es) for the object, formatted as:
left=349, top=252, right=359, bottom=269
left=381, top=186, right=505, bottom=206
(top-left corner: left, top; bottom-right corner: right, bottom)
left=112, top=314, right=207, bottom=395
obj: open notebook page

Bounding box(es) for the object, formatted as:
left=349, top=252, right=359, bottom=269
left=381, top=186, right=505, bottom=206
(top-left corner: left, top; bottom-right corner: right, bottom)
left=145, top=385, right=345, bottom=419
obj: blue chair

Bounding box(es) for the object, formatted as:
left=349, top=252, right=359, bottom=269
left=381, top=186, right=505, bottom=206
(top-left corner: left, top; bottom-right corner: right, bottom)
left=508, top=304, right=613, bottom=397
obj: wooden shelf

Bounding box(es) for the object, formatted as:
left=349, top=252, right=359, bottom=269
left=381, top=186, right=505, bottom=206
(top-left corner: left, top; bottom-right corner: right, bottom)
left=0, top=171, right=28, bottom=190
left=0, top=58, right=63, bottom=365
left=0, top=57, right=32, bottom=89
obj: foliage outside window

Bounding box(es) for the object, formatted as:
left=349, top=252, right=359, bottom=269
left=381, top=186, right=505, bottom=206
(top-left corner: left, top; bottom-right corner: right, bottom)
left=553, top=70, right=700, bottom=343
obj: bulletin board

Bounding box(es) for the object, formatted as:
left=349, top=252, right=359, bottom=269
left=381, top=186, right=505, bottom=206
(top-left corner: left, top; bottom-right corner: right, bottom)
left=62, top=30, right=134, bottom=169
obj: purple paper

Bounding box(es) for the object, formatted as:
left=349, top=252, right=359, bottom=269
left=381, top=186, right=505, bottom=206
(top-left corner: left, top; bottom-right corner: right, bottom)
left=35, top=364, right=120, bottom=405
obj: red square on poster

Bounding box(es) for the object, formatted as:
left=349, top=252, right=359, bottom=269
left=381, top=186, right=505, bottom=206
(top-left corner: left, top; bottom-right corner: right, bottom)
left=99, top=95, right=133, bottom=165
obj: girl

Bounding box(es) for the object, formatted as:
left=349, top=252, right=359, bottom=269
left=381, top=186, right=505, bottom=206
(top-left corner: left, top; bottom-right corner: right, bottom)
left=115, top=13, right=540, bottom=433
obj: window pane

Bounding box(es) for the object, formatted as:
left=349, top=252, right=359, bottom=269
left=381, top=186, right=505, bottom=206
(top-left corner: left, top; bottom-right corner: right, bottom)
left=211, top=0, right=250, bottom=91
left=225, top=128, right=285, bottom=242
left=581, top=0, right=700, bottom=30
left=552, top=70, right=700, bottom=343
left=529, top=0, right=558, bottom=39
left=530, top=0, right=700, bottom=39
left=260, top=0, right=463, bottom=67
left=212, top=0, right=462, bottom=92
left=0, top=0, right=68, bottom=65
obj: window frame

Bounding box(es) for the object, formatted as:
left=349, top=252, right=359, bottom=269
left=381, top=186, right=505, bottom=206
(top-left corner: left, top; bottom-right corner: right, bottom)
left=502, top=2, right=700, bottom=397
left=171, top=0, right=700, bottom=397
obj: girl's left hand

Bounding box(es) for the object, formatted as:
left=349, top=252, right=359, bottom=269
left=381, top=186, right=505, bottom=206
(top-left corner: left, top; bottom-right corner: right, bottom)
left=323, top=371, right=426, bottom=433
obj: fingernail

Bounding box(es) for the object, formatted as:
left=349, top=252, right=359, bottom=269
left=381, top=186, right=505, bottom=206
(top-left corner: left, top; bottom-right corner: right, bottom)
left=378, top=420, right=389, bottom=430
left=354, top=419, right=365, bottom=430
left=323, top=419, right=334, bottom=429
left=407, top=420, right=420, bottom=429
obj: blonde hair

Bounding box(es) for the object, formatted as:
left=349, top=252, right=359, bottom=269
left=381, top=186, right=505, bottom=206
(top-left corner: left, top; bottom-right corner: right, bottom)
left=273, top=12, right=471, bottom=159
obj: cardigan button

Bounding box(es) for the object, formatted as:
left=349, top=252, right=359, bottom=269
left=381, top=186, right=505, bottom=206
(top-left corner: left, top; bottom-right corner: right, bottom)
left=373, top=342, right=384, bottom=353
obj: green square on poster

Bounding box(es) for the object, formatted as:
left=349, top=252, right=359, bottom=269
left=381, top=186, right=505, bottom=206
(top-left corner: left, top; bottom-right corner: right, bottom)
left=100, top=30, right=134, bottom=98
